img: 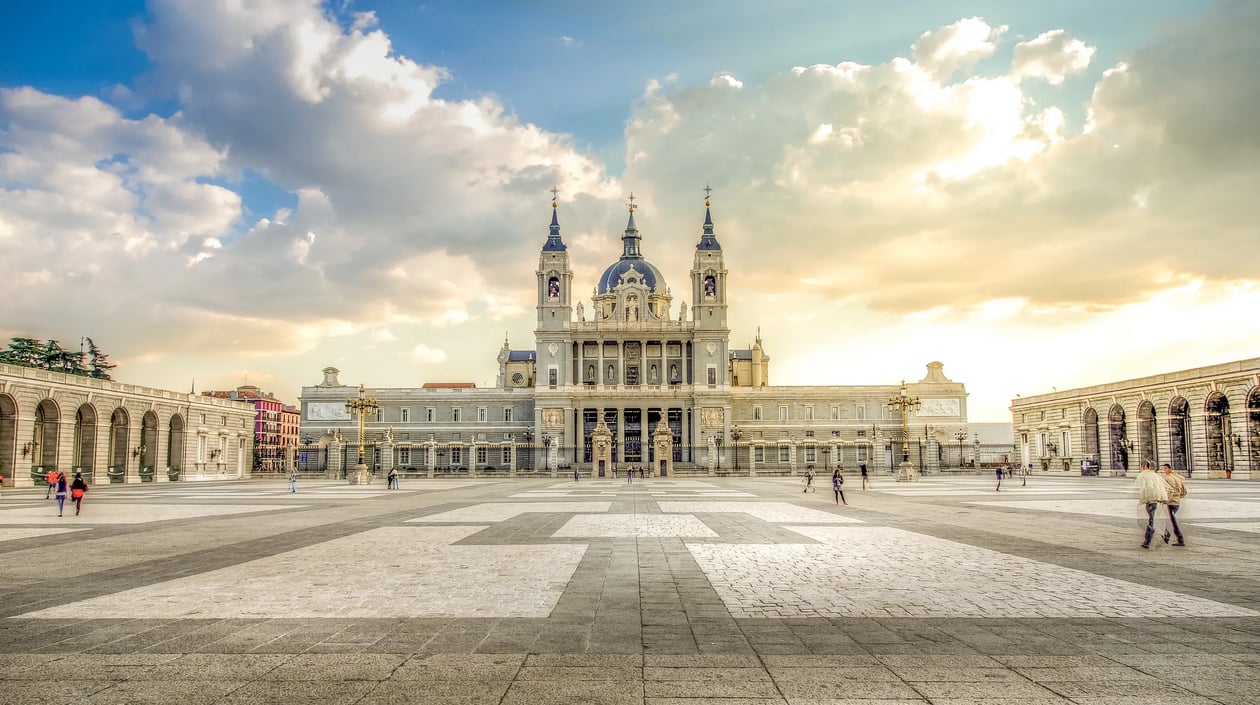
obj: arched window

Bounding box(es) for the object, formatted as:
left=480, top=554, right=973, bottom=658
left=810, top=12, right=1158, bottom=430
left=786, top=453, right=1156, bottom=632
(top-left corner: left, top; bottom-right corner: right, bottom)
left=1082, top=407, right=1100, bottom=465
left=1168, top=397, right=1191, bottom=474
left=1137, top=400, right=1157, bottom=467
left=1108, top=404, right=1129, bottom=473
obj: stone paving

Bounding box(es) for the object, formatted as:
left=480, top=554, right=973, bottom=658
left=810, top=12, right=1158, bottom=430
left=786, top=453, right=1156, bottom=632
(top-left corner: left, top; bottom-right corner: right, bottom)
left=0, top=475, right=1258, bottom=704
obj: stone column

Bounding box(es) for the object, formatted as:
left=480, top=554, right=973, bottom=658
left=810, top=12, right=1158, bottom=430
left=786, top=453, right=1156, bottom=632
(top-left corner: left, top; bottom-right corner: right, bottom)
left=328, top=438, right=344, bottom=480
left=615, top=408, right=625, bottom=475
left=380, top=437, right=394, bottom=475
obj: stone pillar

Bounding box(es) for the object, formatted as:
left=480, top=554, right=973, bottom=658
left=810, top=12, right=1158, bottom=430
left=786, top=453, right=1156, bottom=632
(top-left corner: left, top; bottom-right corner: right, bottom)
left=591, top=417, right=613, bottom=478
left=380, top=438, right=394, bottom=475
left=653, top=420, right=673, bottom=477
left=681, top=407, right=691, bottom=467
left=328, top=438, right=344, bottom=480
left=615, top=408, right=625, bottom=476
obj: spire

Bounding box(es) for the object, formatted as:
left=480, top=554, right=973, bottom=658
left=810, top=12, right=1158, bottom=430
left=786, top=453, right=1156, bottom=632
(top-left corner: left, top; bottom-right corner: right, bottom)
left=542, top=188, right=567, bottom=252
left=697, top=183, right=722, bottom=250
left=621, top=192, right=642, bottom=259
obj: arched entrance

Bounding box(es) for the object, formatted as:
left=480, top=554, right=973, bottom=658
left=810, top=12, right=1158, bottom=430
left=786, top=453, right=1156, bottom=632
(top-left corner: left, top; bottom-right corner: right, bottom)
left=167, top=415, right=185, bottom=480
left=1108, top=404, right=1129, bottom=474
left=1248, top=388, right=1260, bottom=477
left=1082, top=407, right=1100, bottom=471
left=0, top=394, right=16, bottom=486
left=1169, top=397, right=1191, bottom=475
left=1137, top=401, right=1157, bottom=467
left=73, top=404, right=98, bottom=483
left=1205, top=392, right=1231, bottom=478
left=33, top=399, right=61, bottom=473
left=108, top=408, right=130, bottom=482
left=139, top=411, right=159, bottom=481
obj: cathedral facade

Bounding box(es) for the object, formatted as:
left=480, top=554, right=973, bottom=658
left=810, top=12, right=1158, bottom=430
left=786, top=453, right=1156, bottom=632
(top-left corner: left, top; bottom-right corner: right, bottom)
left=298, top=199, right=973, bottom=476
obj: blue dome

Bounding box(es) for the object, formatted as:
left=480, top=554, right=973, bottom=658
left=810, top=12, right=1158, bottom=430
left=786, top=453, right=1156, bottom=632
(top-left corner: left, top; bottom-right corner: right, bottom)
left=597, top=259, right=663, bottom=294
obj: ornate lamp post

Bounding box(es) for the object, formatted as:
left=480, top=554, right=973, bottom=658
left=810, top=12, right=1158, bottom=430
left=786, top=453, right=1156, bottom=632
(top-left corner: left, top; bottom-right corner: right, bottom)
left=973, top=433, right=981, bottom=469
left=887, top=380, right=922, bottom=482
left=519, top=429, right=534, bottom=470
left=713, top=434, right=723, bottom=473
left=730, top=425, right=742, bottom=474
left=344, top=383, right=379, bottom=484
left=953, top=429, right=968, bottom=469
left=542, top=433, right=554, bottom=472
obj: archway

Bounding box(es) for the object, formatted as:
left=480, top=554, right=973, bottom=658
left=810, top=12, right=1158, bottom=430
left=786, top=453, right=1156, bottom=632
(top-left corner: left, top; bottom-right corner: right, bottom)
left=1108, top=404, right=1129, bottom=474
left=167, top=415, right=185, bottom=479
left=108, top=408, right=130, bottom=479
left=73, top=404, right=98, bottom=482
left=0, top=394, right=16, bottom=486
left=140, top=411, right=159, bottom=479
left=1205, top=392, right=1230, bottom=477
left=1168, top=397, right=1191, bottom=475
left=33, top=399, right=61, bottom=471
left=1137, top=401, right=1157, bottom=468
left=1082, top=407, right=1100, bottom=471
left=1248, top=388, right=1260, bottom=477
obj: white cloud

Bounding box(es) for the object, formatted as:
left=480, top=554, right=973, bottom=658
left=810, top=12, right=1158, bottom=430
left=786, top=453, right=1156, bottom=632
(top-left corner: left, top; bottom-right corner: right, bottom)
left=410, top=343, right=447, bottom=364
left=1011, top=30, right=1095, bottom=85
left=912, top=17, right=1007, bottom=80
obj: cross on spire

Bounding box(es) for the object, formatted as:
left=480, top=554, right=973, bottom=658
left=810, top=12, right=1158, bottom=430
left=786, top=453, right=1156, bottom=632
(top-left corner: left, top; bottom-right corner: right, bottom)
left=703, top=183, right=713, bottom=200
left=626, top=192, right=637, bottom=212
left=550, top=185, right=559, bottom=203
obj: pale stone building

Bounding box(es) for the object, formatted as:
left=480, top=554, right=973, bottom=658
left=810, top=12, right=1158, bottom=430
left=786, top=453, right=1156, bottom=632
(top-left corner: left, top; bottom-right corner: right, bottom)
left=298, top=199, right=975, bottom=477
left=0, top=363, right=256, bottom=486
left=1010, top=357, right=1260, bottom=478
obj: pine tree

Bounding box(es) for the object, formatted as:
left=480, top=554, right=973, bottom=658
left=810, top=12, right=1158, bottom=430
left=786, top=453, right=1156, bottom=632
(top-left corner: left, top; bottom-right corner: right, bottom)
left=41, top=340, right=67, bottom=372
left=2, top=337, right=44, bottom=367
left=85, top=337, right=116, bottom=380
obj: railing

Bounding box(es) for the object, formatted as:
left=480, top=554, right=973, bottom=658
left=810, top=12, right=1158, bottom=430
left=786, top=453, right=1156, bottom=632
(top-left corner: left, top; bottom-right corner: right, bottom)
left=107, top=465, right=126, bottom=483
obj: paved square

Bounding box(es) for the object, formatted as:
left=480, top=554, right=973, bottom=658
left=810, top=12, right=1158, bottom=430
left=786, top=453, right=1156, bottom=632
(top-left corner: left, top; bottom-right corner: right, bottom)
left=553, top=513, right=718, bottom=538
left=0, top=503, right=300, bottom=525
left=967, top=497, right=1260, bottom=520
left=407, top=501, right=612, bottom=522
left=657, top=501, right=862, bottom=523
left=0, top=527, right=86, bottom=543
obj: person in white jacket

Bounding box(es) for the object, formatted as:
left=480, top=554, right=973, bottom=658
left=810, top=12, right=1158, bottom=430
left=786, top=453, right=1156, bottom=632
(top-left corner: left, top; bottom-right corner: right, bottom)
left=1134, top=460, right=1168, bottom=549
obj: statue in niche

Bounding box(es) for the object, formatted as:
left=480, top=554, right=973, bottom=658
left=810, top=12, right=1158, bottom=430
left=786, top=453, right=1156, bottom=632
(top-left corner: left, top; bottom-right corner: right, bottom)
left=678, top=302, right=687, bottom=321
left=548, top=277, right=560, bottom=300
left=649, top=364, right=658, bottom=382
left=576, top=301, right=585, bottom=321
left=670, top=364, right=680, bottom=382
left=586, top=364, right=595, bottom=381
left=703, top=275, right=716, bottom=299
left=626, top=296, right=639, bottom=321
left=606, top=364, right=615, bottom=382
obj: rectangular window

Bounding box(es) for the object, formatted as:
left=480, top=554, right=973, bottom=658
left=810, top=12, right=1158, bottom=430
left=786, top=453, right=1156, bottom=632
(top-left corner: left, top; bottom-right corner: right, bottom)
left=452, top=407, right=462, bottom=422
left=451, top=447, right=462, bottom=465
left=476, top=447, right=487, bottom=464
left=400, top=408, right=410, bottom=423
left=502, top=447, right=511, bottom=464
left=830, top=406, right=839, bottom=420
left=548, top=366, right=558, bottom=388
left=197, top=435, right=206, bottom=462
left=754, top=446, right=764, bottom=463
left=753, top=405, right=763, bottom=421
left=503, top=407, right=512, bottom=422
left=477, top=407, right=488, bottom=423
left=221, top=415, right=227, bottom=426
left=399, top=448, right=410, bottom=465
left=706, top=365, right=717, bottom=386
left=855, top=405, right=866, bottom=420
left=425, top=407, right=435, bottom=422
left=778, top=405, right=789, bottom=421
left=374, top=409, right=383, bottom=423
left=805, top=430, right=814, bottom=438
left=804, top=405, right=814, bottom=420
left=778, top=446, right=790, bottom=463
left=1061, top=431, right=1071, bottom=457
left=857, top=446, right=869, bottom=462
left=804, top=445, right=816, bottom=463
left=199, top=413, right=206, bottom=425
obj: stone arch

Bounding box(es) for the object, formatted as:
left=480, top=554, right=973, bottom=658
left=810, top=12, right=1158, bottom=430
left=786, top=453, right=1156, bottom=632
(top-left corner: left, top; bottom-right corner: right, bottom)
left=33, top=398, right=61, bottom=469
left=1082, top=407, right=1100, bottom=466
left=0, top=393, right=16, bottom=486
left=1168, top=397, right=1191, bottom=474
left=167, top=414, right=185, bottom=474
left=140, top=411, right=159, bottom=472
left=1247, top=387, right=1260, bottom=477
left=1137, top=400, right=1157, bottom=467
left=73, top=403, right=98, bottom=479
left=1108, top=404, right=1129, bottom=473
left=108, top=407, right=130, bottom=473
left=1205, top=392, right=1230, bottom=477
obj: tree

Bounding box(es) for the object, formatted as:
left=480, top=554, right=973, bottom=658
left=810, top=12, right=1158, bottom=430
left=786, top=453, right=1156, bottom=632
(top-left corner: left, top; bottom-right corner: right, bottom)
left=2, top=337, right=43, bottom=367
left=85, top=337, right=116, bottom=380
left=40, top=340, right=67, bottom=372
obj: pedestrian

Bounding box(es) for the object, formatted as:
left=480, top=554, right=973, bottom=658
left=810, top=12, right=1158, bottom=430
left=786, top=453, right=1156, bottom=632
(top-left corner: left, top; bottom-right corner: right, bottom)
left=831, top=468, right=847, bottom=505
left=388, top=467, right=398, bottom=489
left=995, top=466, right=1003, bottom=492
left=45, top=468, right=57, bottom=499
left=289, top=467, right=299, bottom=493
left=54, top=472, right=68, bottom=517
left=627, top=466, right=633, bottom=485
left=1160, top=463, right=1187, bottom=546
left=573, top=467, right=579, bottom=482
left=803, top=467, right=815, bottom=493
left=860, top=463, right=869, bottom=490
left=1135, top=459, right=1168, bottom=549
left=1022, top=464, right=1028, bottom=487
left=70, top=472, right=89, bottom=516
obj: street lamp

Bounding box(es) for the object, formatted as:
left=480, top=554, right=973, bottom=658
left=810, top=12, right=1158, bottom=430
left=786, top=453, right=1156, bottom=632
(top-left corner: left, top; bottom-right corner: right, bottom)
left=730, top=425, right=742, bottom=474
left=953, top=429, right=968, bottom=469
left=713, top=434, right=724, bottom=472
left=887, top=381, right=922, bottom=482
left=542, top=433, right=554, bottom=471
left=973, top=433, right=981, bottom=469
left=519, top=429, right=534, bottom=470
left=344, top=383, right=380, bottom=484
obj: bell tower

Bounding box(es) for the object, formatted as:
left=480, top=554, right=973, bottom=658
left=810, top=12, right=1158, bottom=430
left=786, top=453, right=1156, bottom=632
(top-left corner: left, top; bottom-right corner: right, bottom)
left=690, top=187, right=730, bottom=386
left=537, top=191, right=573, bottom=331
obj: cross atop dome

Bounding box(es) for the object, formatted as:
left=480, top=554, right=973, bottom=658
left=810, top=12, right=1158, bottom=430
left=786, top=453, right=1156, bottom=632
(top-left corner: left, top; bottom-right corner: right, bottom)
left=542, top=187, right=566, bottom=252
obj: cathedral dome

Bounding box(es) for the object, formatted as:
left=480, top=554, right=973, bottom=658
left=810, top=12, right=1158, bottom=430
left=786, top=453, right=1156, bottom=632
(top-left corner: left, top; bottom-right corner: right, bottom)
left=596, top=206, right=666, bottom=294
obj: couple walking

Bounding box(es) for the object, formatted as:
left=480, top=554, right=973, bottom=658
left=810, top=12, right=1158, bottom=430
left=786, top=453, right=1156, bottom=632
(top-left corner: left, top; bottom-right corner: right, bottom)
left=1135, top=460, right=1188, bottom=548
left=51, top=472, right=90, bottom=516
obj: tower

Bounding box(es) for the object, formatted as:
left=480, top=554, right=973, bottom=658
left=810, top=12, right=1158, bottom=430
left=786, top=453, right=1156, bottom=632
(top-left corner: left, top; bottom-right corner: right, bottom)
left=536, top=194, right=573, bottom=331
left=690, top=189, right=729, bottom=386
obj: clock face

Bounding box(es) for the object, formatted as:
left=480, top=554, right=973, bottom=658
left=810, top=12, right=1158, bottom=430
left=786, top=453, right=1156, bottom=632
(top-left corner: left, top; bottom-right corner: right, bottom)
left=511, top=372, right=524, bottom=385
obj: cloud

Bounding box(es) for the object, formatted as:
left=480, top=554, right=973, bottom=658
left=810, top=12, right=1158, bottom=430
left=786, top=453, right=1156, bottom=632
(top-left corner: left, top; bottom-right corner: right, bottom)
left=1011, top=30, right=1095, bottom=85
left=410, top=343, right=447, bottom=364
left=912, top=17, right=1007, bottom=81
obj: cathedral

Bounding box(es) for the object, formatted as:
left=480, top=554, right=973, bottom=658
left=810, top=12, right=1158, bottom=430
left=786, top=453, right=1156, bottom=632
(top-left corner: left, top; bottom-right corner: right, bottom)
left=298, top=197, right=972, bottom=477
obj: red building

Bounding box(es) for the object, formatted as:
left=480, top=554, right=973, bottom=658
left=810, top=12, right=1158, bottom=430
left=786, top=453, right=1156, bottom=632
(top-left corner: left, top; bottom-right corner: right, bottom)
left=202, top=386, right=298, bottom=471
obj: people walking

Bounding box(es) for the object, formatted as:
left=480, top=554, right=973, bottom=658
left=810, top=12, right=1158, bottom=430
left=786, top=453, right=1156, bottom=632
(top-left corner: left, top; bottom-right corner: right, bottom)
left=804, top=467, right=815, bottom=493
left=573, top=467, right=579, bottom=482
left=1022, top=465, right=1028, bottom=486
left=831, top=469, right=847, bottom=505
left=1160, top=463, right=1187, bottom=546
left=54, top=472, right=68, bottom=517
left=45, top=468, right=58, bottom=499
left=70, top=472, right=89, bottom=515
left=860, top=463, right=869, bottom=490
left=289, top=468, right=299, bottom=493
left=1135, top=460, right=1169, bottom=548
left=387, top=467, right=399, bottom=489
left=995, top=467, right=1003, bottom=492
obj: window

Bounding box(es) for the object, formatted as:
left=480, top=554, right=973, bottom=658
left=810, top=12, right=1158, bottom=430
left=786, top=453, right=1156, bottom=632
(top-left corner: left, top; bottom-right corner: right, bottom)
left=857, top=446, right=869, bottom=462
left=197, top=435, right=206, bottom=462
left=804, top=405, right=814, bottom=421
left=477, top=407, right=488, bottom=423
left=425, top=407, right=435, bottom=422
left=830, top=406, right=839, bottom=420
left=476, top=447, right=487, bottom=464
left=855, top=405, right=866, bottom=420
left=452, top=407, right=462, bottom=422
left=374, top=409, right=383, bottom=423
left=199, top=413, right=206, bottom=425
left=1061, top=431, right=1071, bottom=456
left=804, top=445, right=816, bottom=463
left=1062, top=408, right=1068, bottom=420
left=706, top=365, right=717, bottom=386
left=451, top=447, right=462, bottom=465
left=805, top=430, right=814, bottom=438
left=503, top=407, right=512, bottom=422
left=502, top=447, right=511, bottom=464
left=548, top=366, right=558, bottom=387
left=1040, top=410, right=1046, bottom=421
left=857, top=430, right=866, bottom=437
left=778, top=405, right=789, bottom=421
left=399, top=448, right=410, bottom=465
left=754, top=446, right=765, bottom=463
left=400, top=408, right=410, bottom=423
left=221, top=415, right=227, bottom=426
left=778, top=446, right=790, bottom=463
left=753, top=406, right=763, bottom=421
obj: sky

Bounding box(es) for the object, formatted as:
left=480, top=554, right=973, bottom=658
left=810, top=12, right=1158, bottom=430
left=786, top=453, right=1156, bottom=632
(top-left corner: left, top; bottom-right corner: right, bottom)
left=1, top=0, right=1257, bottom=421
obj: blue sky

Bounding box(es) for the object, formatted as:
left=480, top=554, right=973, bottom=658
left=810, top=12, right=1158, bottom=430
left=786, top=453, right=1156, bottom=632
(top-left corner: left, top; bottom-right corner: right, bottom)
left=1, top=0, right=1255, bottom=420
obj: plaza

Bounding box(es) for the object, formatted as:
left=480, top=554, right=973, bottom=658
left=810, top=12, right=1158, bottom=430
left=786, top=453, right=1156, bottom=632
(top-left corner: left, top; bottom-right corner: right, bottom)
left=2, top=475, right=1259, bottom=704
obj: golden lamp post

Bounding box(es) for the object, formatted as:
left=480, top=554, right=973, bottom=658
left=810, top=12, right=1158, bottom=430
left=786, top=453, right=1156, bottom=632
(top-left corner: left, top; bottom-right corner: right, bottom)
left=344, top=383, right=380, bottom=484
left=886, top=380, right=922, bottom=482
